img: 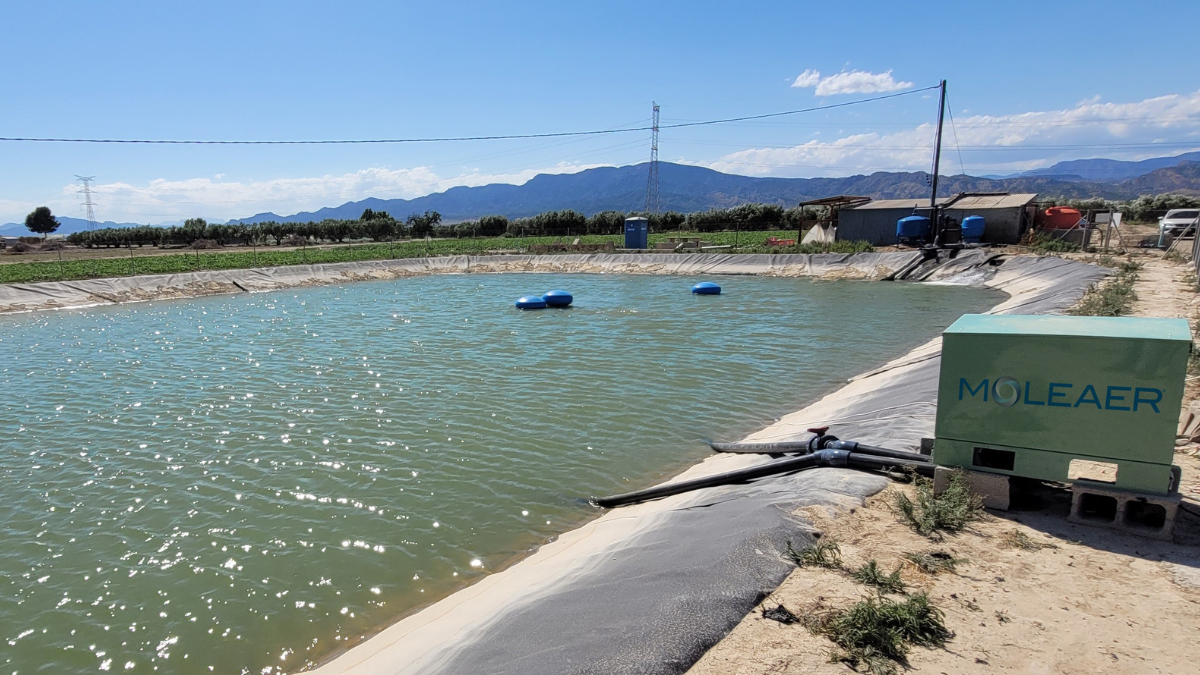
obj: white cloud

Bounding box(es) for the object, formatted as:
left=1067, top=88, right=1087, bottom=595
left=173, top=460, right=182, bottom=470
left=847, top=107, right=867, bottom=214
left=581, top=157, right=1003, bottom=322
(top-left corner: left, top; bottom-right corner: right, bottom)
left=2, top=163, right=603, bottom=224
left=791, top=69, right=821, bottom=88
left=705, top=89, right=1200, bottom=177
left=791, top=69, right=914, bottom=96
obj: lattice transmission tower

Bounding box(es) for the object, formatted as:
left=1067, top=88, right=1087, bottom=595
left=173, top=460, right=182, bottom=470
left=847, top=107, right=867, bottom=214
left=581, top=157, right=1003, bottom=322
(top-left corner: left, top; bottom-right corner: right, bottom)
left=76, top=175, right=98, bottom=231
left=645, top=102, right=660, bottom=214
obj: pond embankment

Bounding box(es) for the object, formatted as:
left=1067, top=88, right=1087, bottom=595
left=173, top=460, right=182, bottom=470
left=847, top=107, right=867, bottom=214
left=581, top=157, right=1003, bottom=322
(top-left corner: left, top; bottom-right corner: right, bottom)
left=289, top=252, right=1106, bottom=675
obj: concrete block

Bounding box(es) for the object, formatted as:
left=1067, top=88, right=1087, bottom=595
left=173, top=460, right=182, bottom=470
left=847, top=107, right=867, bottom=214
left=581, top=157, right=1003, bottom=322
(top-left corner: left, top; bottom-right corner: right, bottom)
left=934, top=466, right=1010, bottom=511
left=1067, top=482, right=1180, bottom=541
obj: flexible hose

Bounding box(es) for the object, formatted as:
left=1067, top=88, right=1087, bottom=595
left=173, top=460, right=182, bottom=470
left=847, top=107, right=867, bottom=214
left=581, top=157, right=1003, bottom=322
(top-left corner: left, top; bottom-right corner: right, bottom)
left=594, top=450, right=933, bottom=508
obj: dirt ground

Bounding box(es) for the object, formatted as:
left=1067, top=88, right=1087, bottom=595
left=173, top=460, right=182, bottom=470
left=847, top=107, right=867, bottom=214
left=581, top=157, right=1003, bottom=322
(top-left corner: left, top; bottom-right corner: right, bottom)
left=688, top=251, right=1200, bottom=675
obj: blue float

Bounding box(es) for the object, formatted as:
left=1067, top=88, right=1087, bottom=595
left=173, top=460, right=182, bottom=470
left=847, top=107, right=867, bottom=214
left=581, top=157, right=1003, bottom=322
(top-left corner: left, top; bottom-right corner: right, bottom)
left=692, top=282, right=721, bottom=295
left=542, top=290, right=573, bottom=307
left=515, top=295, right=547, bottom=309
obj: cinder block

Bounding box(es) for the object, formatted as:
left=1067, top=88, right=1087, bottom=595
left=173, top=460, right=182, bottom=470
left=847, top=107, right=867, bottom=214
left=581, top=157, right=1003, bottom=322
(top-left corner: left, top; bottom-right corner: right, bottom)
left=934, top=466, right=1010, bottom=511
left=1067, top=482, right=1180, bottom=541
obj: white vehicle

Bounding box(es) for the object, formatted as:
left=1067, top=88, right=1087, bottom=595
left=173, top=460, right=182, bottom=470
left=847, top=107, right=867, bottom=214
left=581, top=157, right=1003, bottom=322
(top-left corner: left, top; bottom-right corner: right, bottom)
left=1159, top=209, right=1200, bottom=238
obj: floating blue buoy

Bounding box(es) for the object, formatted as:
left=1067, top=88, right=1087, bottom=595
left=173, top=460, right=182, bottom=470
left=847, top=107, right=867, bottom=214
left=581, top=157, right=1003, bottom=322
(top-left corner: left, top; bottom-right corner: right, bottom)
left=692, top=282, right=721, bottom=295
left=515, top=295, right=547, bottom=309
left=542, top=290, right=573, bottom=307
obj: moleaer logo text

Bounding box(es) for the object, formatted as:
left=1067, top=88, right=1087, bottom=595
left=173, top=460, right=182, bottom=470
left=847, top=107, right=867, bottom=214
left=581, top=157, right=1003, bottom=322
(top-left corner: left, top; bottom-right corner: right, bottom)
left=958, top=377, right=1163, bottom=412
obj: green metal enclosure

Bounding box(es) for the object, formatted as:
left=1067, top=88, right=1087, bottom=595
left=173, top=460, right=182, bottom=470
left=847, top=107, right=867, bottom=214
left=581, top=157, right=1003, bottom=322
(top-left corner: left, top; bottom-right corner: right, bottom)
left=933, top=314, right=1191, bottom=494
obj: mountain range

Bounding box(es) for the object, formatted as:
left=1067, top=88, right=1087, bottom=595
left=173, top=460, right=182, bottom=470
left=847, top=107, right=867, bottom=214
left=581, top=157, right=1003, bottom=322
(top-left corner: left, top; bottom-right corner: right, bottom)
left=4, top=152, right=1200, bottom=236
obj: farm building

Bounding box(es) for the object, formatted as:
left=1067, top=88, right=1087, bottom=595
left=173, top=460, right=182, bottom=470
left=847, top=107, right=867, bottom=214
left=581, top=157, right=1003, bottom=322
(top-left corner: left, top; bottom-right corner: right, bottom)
left=835, top=193, right=1037, bottom=245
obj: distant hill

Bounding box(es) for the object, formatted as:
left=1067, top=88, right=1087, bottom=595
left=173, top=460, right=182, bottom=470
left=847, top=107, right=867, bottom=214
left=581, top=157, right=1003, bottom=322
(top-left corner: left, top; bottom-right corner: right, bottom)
left=0, top=216, right=159, bottom=238
left=229, top=162, right=1131, bottom=225
left=1119, top=161, right=1200, bottom=196
left=8, top=158, right=1200, bottom=234
left=1018, top=151, right=1200, bottom=182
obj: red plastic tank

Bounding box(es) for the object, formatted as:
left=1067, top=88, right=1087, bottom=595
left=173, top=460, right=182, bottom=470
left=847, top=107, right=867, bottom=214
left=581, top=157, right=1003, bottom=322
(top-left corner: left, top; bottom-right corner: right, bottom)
left=1041, top=207, right=1083, bottom=229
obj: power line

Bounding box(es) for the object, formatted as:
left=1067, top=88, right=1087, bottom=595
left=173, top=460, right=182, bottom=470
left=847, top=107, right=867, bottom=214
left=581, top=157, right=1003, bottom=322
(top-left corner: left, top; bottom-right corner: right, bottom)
left=0, top=87, right=939, bottom=146
left=945, top=92, right=967, bottom=177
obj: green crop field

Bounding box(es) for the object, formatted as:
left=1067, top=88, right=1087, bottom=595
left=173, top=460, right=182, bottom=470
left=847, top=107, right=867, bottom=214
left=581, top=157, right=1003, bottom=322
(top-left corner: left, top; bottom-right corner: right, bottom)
left=0, top=230, right=872, bottom=285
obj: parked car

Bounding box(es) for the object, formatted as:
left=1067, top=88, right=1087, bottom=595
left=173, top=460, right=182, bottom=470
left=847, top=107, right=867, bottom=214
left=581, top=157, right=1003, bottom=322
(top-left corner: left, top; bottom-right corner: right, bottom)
left=1159, top=209, right=1200, bottom=238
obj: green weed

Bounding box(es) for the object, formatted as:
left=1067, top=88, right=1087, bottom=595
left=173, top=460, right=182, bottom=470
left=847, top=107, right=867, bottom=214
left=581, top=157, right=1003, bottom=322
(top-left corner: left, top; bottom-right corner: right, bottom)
left=851, top=560, right=906, bottom=595
left=806, top=593, right=952, bottom=675
left=892, top=472, right=983, bottom=537
left=785, top=538, right=842, bottom=569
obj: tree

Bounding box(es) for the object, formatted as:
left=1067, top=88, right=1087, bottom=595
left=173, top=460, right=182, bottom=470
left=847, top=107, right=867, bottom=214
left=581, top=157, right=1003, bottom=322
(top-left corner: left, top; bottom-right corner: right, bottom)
left=407, top=210, right=441, bottom=239
left=25, top=206, right=60, bottom=240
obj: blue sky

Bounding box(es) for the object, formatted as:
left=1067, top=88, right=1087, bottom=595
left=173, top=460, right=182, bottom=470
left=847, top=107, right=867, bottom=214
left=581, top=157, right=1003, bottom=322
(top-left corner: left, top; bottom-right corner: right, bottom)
left=2, top=0, right=1199, bottom=223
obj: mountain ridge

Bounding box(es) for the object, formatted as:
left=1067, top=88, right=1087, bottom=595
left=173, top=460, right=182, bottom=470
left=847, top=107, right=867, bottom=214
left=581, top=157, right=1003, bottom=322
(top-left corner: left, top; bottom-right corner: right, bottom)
left=5, top=158, right=1200, bottom=236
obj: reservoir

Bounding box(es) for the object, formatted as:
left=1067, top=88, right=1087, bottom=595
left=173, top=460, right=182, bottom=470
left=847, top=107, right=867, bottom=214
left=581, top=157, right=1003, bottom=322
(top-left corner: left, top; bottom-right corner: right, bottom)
left=0, top=273, right=1000, bottom=674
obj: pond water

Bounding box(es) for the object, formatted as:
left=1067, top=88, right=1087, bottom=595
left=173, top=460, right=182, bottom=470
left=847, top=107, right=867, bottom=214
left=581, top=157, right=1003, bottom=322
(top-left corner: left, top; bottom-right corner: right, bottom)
left=0, top=273, right=1001, bottom=674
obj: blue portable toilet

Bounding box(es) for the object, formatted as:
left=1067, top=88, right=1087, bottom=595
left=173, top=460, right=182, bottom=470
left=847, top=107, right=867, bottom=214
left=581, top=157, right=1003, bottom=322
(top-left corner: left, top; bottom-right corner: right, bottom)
left=624, top=217, right=649, bottom=249
left=896, top=215, right=931, bottom=244
left=961, top=215, right=986, bottom=243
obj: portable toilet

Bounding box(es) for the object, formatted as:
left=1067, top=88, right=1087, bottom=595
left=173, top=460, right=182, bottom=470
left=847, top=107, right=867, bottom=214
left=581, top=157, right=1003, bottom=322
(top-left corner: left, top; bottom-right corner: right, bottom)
left=624, top=217, right=649, bottom=249
left=961, top=215, right=985, bottom=243
left=896, top=215, right=931, bottom=245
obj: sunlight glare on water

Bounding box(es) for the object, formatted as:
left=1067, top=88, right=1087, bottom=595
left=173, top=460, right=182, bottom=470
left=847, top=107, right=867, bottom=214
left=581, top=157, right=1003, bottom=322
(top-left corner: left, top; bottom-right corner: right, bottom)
left=0, top=273, right=1000, bottom=673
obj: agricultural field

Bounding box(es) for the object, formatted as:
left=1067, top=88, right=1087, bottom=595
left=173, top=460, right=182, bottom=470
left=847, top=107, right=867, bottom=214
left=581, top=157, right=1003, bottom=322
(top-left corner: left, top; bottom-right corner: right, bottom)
left=0, top=230, right=867, bottom=285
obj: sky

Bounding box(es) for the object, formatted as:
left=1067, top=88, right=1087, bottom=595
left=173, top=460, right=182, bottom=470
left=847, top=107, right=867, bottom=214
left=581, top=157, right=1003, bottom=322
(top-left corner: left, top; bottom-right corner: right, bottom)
left=2, top=0, right=1199, bottom=224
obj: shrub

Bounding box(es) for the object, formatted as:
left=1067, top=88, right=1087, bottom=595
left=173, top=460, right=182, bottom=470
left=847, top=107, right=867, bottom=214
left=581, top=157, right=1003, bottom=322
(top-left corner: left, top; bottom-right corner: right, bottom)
left=40, top=240, right=66, bottom=251
left=892, top=471, right=983, bottom=537
left=785, top=539, right=842, bottom=569
left=805, top=593, right=952, bottom=675
left=9, top=241, right=33, bottom=253
left=282, top=234, right=308, bottom=247
left=851, top=560, right=906, bottom=594
left=190, top=239, right=219, bottom=250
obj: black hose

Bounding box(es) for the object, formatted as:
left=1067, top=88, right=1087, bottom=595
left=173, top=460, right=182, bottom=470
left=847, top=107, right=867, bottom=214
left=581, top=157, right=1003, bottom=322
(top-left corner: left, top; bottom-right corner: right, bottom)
left=823, top=440, right=931, bottom=463
left=593, top=450, right=933, bottom=508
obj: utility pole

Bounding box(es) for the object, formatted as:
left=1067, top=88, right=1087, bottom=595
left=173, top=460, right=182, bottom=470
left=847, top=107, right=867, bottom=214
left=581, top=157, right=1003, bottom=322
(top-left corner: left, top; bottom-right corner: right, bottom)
left=929, top=80, right=946, bottom=211
left=928, top=80, right=947, bottom=247
left=645, top=102, right=660, bottom=215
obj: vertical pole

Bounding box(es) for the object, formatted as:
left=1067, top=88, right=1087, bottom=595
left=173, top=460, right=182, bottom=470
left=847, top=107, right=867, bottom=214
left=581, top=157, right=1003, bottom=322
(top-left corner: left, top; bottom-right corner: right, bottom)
left=930, top=79, right=947, bottom=245
left=734, top=222, right=740, bottom=250
left=252, top=237, right=259, bottom=267
left=129, top=243, right=135, bottom=276
left=58, top=246, right=64, bottom=280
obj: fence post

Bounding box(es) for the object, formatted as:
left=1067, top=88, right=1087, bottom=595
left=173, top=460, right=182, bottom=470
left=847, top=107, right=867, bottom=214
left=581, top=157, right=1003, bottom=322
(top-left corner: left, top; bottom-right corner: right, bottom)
left=129, top=243, right=135, bottom=277
left=58, top=246, right=65, bottom=280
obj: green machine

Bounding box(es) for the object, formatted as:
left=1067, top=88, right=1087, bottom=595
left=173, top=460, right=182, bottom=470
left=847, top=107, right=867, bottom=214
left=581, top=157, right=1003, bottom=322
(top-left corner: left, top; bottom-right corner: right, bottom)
left=933, top=314, right=1191, bottom=494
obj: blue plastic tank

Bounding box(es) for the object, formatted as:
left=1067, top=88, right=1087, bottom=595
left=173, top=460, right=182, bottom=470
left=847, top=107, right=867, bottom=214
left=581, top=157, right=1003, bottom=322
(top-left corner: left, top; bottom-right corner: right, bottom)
left=542, top=290, right=573, bottom=307
left=961, top=215, right=985, bottom=243
left=691, top=282, right=721, bottom=295
left=896, top=215, right=931, bottom=241
left=515, top=296, right=547, bottom=309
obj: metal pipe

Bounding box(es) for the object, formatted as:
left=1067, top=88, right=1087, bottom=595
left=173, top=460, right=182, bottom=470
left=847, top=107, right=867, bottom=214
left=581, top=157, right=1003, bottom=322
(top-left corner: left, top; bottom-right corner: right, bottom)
left=707, top=437, right=930, bottom=463
left=593, top=450, right=933, bottom=508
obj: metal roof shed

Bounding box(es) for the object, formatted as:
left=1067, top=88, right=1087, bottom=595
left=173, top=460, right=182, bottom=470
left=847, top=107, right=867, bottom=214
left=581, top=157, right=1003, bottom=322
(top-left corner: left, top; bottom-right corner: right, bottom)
left=835, top=198, right=949, bottom=245
left=942, top=193, right=1038, bottom=244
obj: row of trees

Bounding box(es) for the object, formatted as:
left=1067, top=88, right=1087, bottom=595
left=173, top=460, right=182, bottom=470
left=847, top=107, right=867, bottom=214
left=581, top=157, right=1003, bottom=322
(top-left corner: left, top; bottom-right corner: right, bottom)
left=448, top=204, right=820, bottom=238
left=1043, top=194, right=1200, bottom=222
left=64, top=204, right=819, bottom=248
left=67, top=210, right=443, bottom=248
